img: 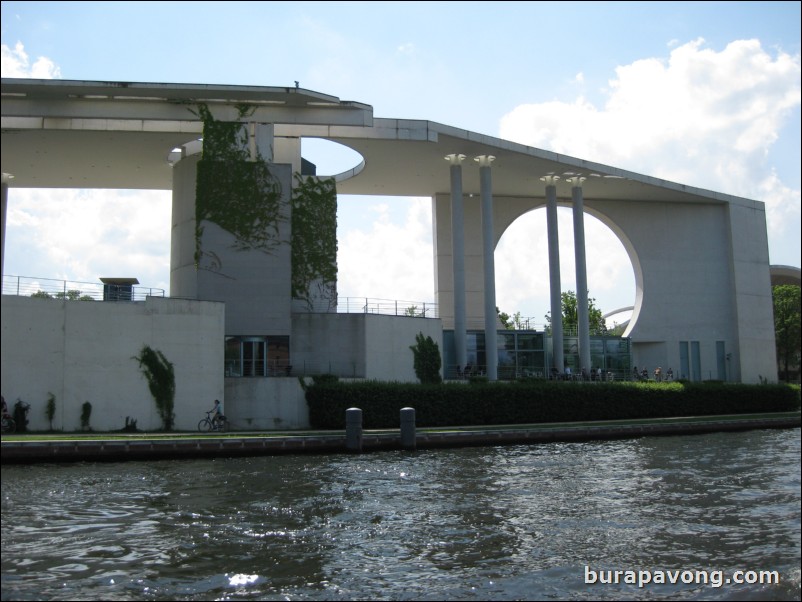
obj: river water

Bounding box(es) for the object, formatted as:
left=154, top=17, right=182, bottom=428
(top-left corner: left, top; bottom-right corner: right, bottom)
left=2, top=428, right=800, bottom=601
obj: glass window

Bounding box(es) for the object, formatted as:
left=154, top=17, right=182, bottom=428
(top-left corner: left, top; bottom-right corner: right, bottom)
left=268, top=336, right=290, bottom=376
left=225, top=336, right=290, bottom=377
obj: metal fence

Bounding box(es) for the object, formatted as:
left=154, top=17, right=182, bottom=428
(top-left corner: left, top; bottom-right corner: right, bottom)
left=335, top=297, right=438, bottom=318
left=2, top=275, right=165, bottom=302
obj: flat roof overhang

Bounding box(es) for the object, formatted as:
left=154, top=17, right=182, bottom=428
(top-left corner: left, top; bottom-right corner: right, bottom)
left=2, top=78, right=760, bottom=209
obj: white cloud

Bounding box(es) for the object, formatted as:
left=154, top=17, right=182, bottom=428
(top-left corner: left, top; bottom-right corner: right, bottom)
left=499, top=39, right=801, bottom=229
left=495, top=38, right=801, bottom=320
left=5, top=189, right=172, bottom=291
left=1, top=41, right=61, bottom=78
left=337, top=197, right=434, bottom=303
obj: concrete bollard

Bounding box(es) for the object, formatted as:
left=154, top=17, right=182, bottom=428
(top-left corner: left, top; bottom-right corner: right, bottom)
left=400, top=407, right=416, bottom=450
left=345, top=407, right=363, bottom=452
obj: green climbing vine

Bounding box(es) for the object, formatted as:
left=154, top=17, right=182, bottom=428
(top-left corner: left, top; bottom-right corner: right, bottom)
left=190, top=103, right=338, bottom=307
left=134, top=345, right=176, bottom=431
left=291, top=173, right=338, bottom=309
left=193, top=104, right=285, bottom=267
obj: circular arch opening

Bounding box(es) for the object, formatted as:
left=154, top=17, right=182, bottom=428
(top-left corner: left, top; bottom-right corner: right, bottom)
left=300, top=138, right=364, bottom=178
left=495, top=206, right=636, bottom=333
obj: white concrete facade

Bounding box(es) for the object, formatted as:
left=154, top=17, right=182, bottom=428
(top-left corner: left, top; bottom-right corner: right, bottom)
left=0, top=295, right=225, bottom=431
left=0, top=77, right=786, bottom=406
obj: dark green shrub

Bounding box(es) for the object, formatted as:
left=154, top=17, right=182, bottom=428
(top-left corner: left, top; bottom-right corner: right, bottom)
left=410, top=332, right=442, bottom=384
left=305, top=380, right=800, bottom=429
left=80, top=401, right=92, bottom=431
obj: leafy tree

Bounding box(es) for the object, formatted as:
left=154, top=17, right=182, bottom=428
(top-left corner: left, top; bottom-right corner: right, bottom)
left=410, top=332, right=442, bottom=384
left=545, top=290, right=608, bottom=335
left=134, top=345, right=176, bottom=430
left=497, top=307, right=514, bottom=330
left=773, top=284, right=801, bottom=382
left=46, top=392, right=56, bottom=431
left=80, top=401, right=92, bottom=431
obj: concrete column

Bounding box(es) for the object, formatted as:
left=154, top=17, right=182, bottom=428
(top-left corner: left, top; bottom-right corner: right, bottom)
left=477, top=155, right=497, bottom=381
left=569, top=177, right=591, bottom=375
left=543, top=176, right=564, bottom=375
left=446, top=154, right=467, bottom=376
left=0, top=175, right=8, bottom=279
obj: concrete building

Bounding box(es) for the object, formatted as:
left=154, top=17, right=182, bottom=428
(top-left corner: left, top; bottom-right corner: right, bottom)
left=1, top=79, right=783, bottom=431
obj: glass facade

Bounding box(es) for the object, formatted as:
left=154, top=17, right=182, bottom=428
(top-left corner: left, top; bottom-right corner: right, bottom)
left=443, top=330, right=622, bottom=380
left=225, top=336, right=290, bottom=377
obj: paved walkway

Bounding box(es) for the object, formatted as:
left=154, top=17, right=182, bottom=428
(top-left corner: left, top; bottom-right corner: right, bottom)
left=2, top=413, right=799, bottom=464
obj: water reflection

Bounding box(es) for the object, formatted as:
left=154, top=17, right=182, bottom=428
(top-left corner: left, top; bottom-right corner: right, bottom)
left=2, top=428, right=800, bottom=600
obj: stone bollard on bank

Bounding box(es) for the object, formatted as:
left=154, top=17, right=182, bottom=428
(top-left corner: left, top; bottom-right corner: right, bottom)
left=400, top=407, right=416, bottom=450
left=345, top=407, right=363, bottom=452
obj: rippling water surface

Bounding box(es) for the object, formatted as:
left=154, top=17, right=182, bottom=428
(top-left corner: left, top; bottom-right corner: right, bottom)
left=2, top=428, right=800, bottom=601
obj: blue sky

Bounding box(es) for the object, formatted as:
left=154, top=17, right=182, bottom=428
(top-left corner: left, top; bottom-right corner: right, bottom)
left=2, top=1, right=800, bottom=326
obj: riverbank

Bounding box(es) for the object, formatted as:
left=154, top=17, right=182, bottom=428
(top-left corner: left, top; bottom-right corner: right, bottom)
left=2, top=412, right=799, bottom=464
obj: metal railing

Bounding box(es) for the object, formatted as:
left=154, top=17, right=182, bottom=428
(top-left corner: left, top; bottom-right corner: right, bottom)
left=2, top=275, right=165, bottom=301
left=335, top=297, right=439, bottom=319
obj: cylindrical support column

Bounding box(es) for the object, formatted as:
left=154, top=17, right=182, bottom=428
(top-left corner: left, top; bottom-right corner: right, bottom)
left=345, top=407, right=363, bottom=452
left=446, top=154, right=467, bottom=377
left=477, top=155, right=497, bottom=381
left=400, top=407, right=416, bottom=450
left=544, top=177, right=564, bottom=375
left=569, top=178, right=591, bottom=376
left=0, top=174, right=8, bottom=279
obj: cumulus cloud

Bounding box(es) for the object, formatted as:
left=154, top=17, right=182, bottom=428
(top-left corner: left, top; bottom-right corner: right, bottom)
left=1, top=41, right=61, bottom=78
left=494, top=38, right=800, bottom=321
left=499, top=38, right=801, bottom=233
left=337, top=197, right=434, bottom=303
left=5, top=189, right=172, bottom=291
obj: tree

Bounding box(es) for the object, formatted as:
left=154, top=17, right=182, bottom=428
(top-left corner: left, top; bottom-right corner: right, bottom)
left=134, top=345, right=176, bottom=430
left=497, top=307, right=514, bottom=330
left=410, top=332, right=442, bottom=384
left=545, top=290, right=608, bottom=335
left=773, top=285, right=801, bottom=382
left=46, top=392, right=56, bottom=431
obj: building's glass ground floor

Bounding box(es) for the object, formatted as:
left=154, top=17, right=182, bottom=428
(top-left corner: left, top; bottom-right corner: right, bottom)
left=442, top=330, right=632, bottom=381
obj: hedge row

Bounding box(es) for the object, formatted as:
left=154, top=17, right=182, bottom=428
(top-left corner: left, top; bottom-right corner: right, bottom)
left=305, top=380, right=801, bottom=429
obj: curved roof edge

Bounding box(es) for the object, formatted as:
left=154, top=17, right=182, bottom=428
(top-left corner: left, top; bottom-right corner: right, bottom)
left=770, top=265, right=802, bottom=286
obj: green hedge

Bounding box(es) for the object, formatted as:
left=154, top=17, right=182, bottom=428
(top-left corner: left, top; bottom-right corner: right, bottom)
left=305, top=380, right=801, bottom=429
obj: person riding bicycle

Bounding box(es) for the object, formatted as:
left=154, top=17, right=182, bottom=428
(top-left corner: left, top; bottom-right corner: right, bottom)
left=209, top=399, right=225, bottom=428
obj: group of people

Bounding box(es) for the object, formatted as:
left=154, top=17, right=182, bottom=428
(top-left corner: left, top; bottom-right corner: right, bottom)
left=554, top=366, right=612, bottom=381
left=633, top=366, right=673, bottom=381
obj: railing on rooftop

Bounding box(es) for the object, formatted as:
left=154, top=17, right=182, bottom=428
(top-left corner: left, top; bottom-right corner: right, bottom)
left=2, top=275, right=165, bottom=302
left=335, top=297, right=439, bottom=319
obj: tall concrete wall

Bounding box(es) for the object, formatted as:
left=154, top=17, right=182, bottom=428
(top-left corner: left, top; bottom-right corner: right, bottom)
left=0, top=295, right=225, bottom=431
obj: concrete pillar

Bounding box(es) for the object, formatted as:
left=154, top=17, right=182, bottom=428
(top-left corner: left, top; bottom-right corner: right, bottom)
left=400, top=407, right=416, bottom=450
left=0, top=175, right=8, bottom=279
left=477, top=155, right=497, bottom=381
left=345, top=407, right=363, bottom=452
left=543, top=176, right=564, bottom=375
left=569, top=178, right=591, bottom=376
left=446, top=154, right=467, bottom=376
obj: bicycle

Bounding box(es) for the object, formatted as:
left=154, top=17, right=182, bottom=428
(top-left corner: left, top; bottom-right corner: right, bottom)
left=198, top=411, right=227, bottom=433
left=1, top=414, right=16, bottom=434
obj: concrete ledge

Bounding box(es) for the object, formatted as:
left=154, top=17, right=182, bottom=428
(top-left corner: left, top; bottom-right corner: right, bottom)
left=2, top=415, right=799, bottom=464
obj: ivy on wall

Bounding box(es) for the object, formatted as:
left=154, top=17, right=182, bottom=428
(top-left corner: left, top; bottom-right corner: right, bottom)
left=191, top=103, right=339, bottom=308
left=193, top=104, right=285, bottom=268
left=133, top=345, right=175, bottom=431
left=291, top=173, right=338, bottom=309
